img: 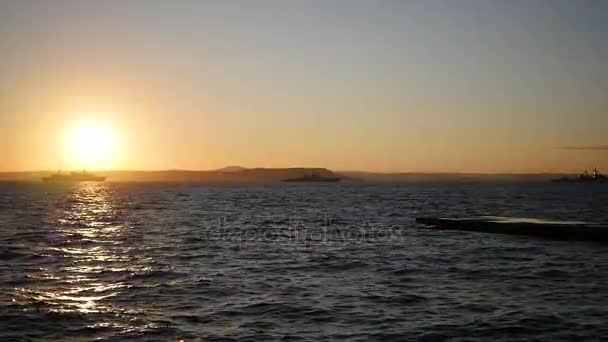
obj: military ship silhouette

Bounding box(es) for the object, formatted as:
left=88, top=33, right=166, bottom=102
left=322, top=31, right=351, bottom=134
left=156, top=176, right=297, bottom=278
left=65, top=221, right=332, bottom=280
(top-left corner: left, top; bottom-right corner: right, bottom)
left=42, top=170, right=106, bottom=182
left=552, top=168, right=607, bottom=183
left=283, top=173, right=341, bottom=182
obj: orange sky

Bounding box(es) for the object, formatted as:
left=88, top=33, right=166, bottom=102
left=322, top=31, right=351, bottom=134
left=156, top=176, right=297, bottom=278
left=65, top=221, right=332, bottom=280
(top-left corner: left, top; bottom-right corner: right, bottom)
left=1, top=1, right=607, bottom=173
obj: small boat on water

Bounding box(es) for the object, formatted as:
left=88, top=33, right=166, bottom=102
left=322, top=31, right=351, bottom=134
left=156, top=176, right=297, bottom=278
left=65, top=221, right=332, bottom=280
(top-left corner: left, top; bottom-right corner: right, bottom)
left=552, top=168, right=607, bottom=183
left=283, top=173, right=341, bottom=182
left=42, top=170, right=106, bottom=183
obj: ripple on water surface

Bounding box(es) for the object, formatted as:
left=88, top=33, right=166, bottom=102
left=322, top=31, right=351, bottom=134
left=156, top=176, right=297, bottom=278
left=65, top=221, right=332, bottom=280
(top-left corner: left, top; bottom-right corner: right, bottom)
left=0, top=182, right=607, bottom=340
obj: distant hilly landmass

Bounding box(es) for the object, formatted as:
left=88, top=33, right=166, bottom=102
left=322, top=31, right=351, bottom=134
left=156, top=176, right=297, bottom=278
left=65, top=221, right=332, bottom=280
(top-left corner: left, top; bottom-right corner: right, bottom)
left=215, top=166, right=249, bottom=173
left=0, top=167, right=340, bottom=183
left=338, top=171, right=567, bottom=183
left=0, top=166, right=574, bottom=183
left=101, top=167, right=340, bottom=183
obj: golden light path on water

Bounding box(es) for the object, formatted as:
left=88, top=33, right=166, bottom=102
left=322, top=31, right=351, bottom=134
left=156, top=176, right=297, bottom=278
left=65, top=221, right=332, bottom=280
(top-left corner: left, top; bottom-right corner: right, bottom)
left=14, top=182, right=160, bottom=335
left=3, top=180, right=608, bottom=340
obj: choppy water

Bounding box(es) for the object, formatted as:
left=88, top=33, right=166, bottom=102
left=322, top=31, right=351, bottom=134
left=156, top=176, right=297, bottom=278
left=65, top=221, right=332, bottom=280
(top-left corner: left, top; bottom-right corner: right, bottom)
left=1, top=181, right=607, bottom=341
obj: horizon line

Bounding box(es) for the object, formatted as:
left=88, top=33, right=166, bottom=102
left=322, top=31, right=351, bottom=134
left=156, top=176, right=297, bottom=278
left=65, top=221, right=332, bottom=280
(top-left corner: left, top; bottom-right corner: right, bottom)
left=0, top=168, right=590, bottom=175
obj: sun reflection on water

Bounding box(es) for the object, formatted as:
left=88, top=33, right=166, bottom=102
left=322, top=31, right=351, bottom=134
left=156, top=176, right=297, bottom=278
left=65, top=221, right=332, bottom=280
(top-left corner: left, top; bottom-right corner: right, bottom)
left=14, top=183, right=147, bottom=319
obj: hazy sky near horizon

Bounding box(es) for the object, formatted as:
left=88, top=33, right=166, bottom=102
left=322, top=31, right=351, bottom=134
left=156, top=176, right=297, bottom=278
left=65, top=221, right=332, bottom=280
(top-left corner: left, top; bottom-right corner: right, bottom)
left=1, top=0, right=607, bottom=172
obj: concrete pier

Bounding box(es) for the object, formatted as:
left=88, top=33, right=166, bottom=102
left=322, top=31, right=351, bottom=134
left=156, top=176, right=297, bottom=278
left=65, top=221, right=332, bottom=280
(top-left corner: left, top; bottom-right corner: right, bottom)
left=416, top=216, right=608, bottom=242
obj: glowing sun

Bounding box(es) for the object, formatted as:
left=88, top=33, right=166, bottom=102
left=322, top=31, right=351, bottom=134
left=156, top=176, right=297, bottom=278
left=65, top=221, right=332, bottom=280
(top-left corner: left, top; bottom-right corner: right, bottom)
left=65, top=121, right=116, bottom=170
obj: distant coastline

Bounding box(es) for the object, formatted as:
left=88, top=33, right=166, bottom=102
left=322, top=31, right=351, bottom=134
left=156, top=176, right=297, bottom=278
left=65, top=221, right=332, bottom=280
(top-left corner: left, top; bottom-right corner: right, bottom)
left=0, top=167, right=587, bottom=183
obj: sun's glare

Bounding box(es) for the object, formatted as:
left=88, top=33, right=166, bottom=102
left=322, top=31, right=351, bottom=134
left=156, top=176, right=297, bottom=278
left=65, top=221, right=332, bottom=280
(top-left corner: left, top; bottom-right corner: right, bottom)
left=65, top=121, right=116, bottom=170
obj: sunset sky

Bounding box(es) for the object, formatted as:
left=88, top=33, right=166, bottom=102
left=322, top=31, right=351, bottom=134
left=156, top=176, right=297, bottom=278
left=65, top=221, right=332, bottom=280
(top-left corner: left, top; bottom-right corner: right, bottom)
left=1, top=0, right=607, bottom=173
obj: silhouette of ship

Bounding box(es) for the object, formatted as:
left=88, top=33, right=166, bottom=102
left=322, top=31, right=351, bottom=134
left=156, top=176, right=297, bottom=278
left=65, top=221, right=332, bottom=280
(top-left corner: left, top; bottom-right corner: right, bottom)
left=42, top=170, right=106, bottom=183
left=552, top=168, right=607, bottom=183
left=283, top=173, right=341, bottom=182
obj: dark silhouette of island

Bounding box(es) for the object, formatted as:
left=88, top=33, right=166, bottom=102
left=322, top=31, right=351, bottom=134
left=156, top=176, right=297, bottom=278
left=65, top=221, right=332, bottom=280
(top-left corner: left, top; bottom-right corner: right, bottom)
left=215, top=165, right=249, bottom=173
left=1, top=166, right=606, bottom=183
left=98, top=167, right=344, bottom=183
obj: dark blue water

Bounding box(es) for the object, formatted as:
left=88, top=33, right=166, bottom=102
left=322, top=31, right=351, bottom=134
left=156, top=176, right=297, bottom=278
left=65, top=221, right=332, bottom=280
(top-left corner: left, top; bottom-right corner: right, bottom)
left=1, top=182, right=607, bottom=341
